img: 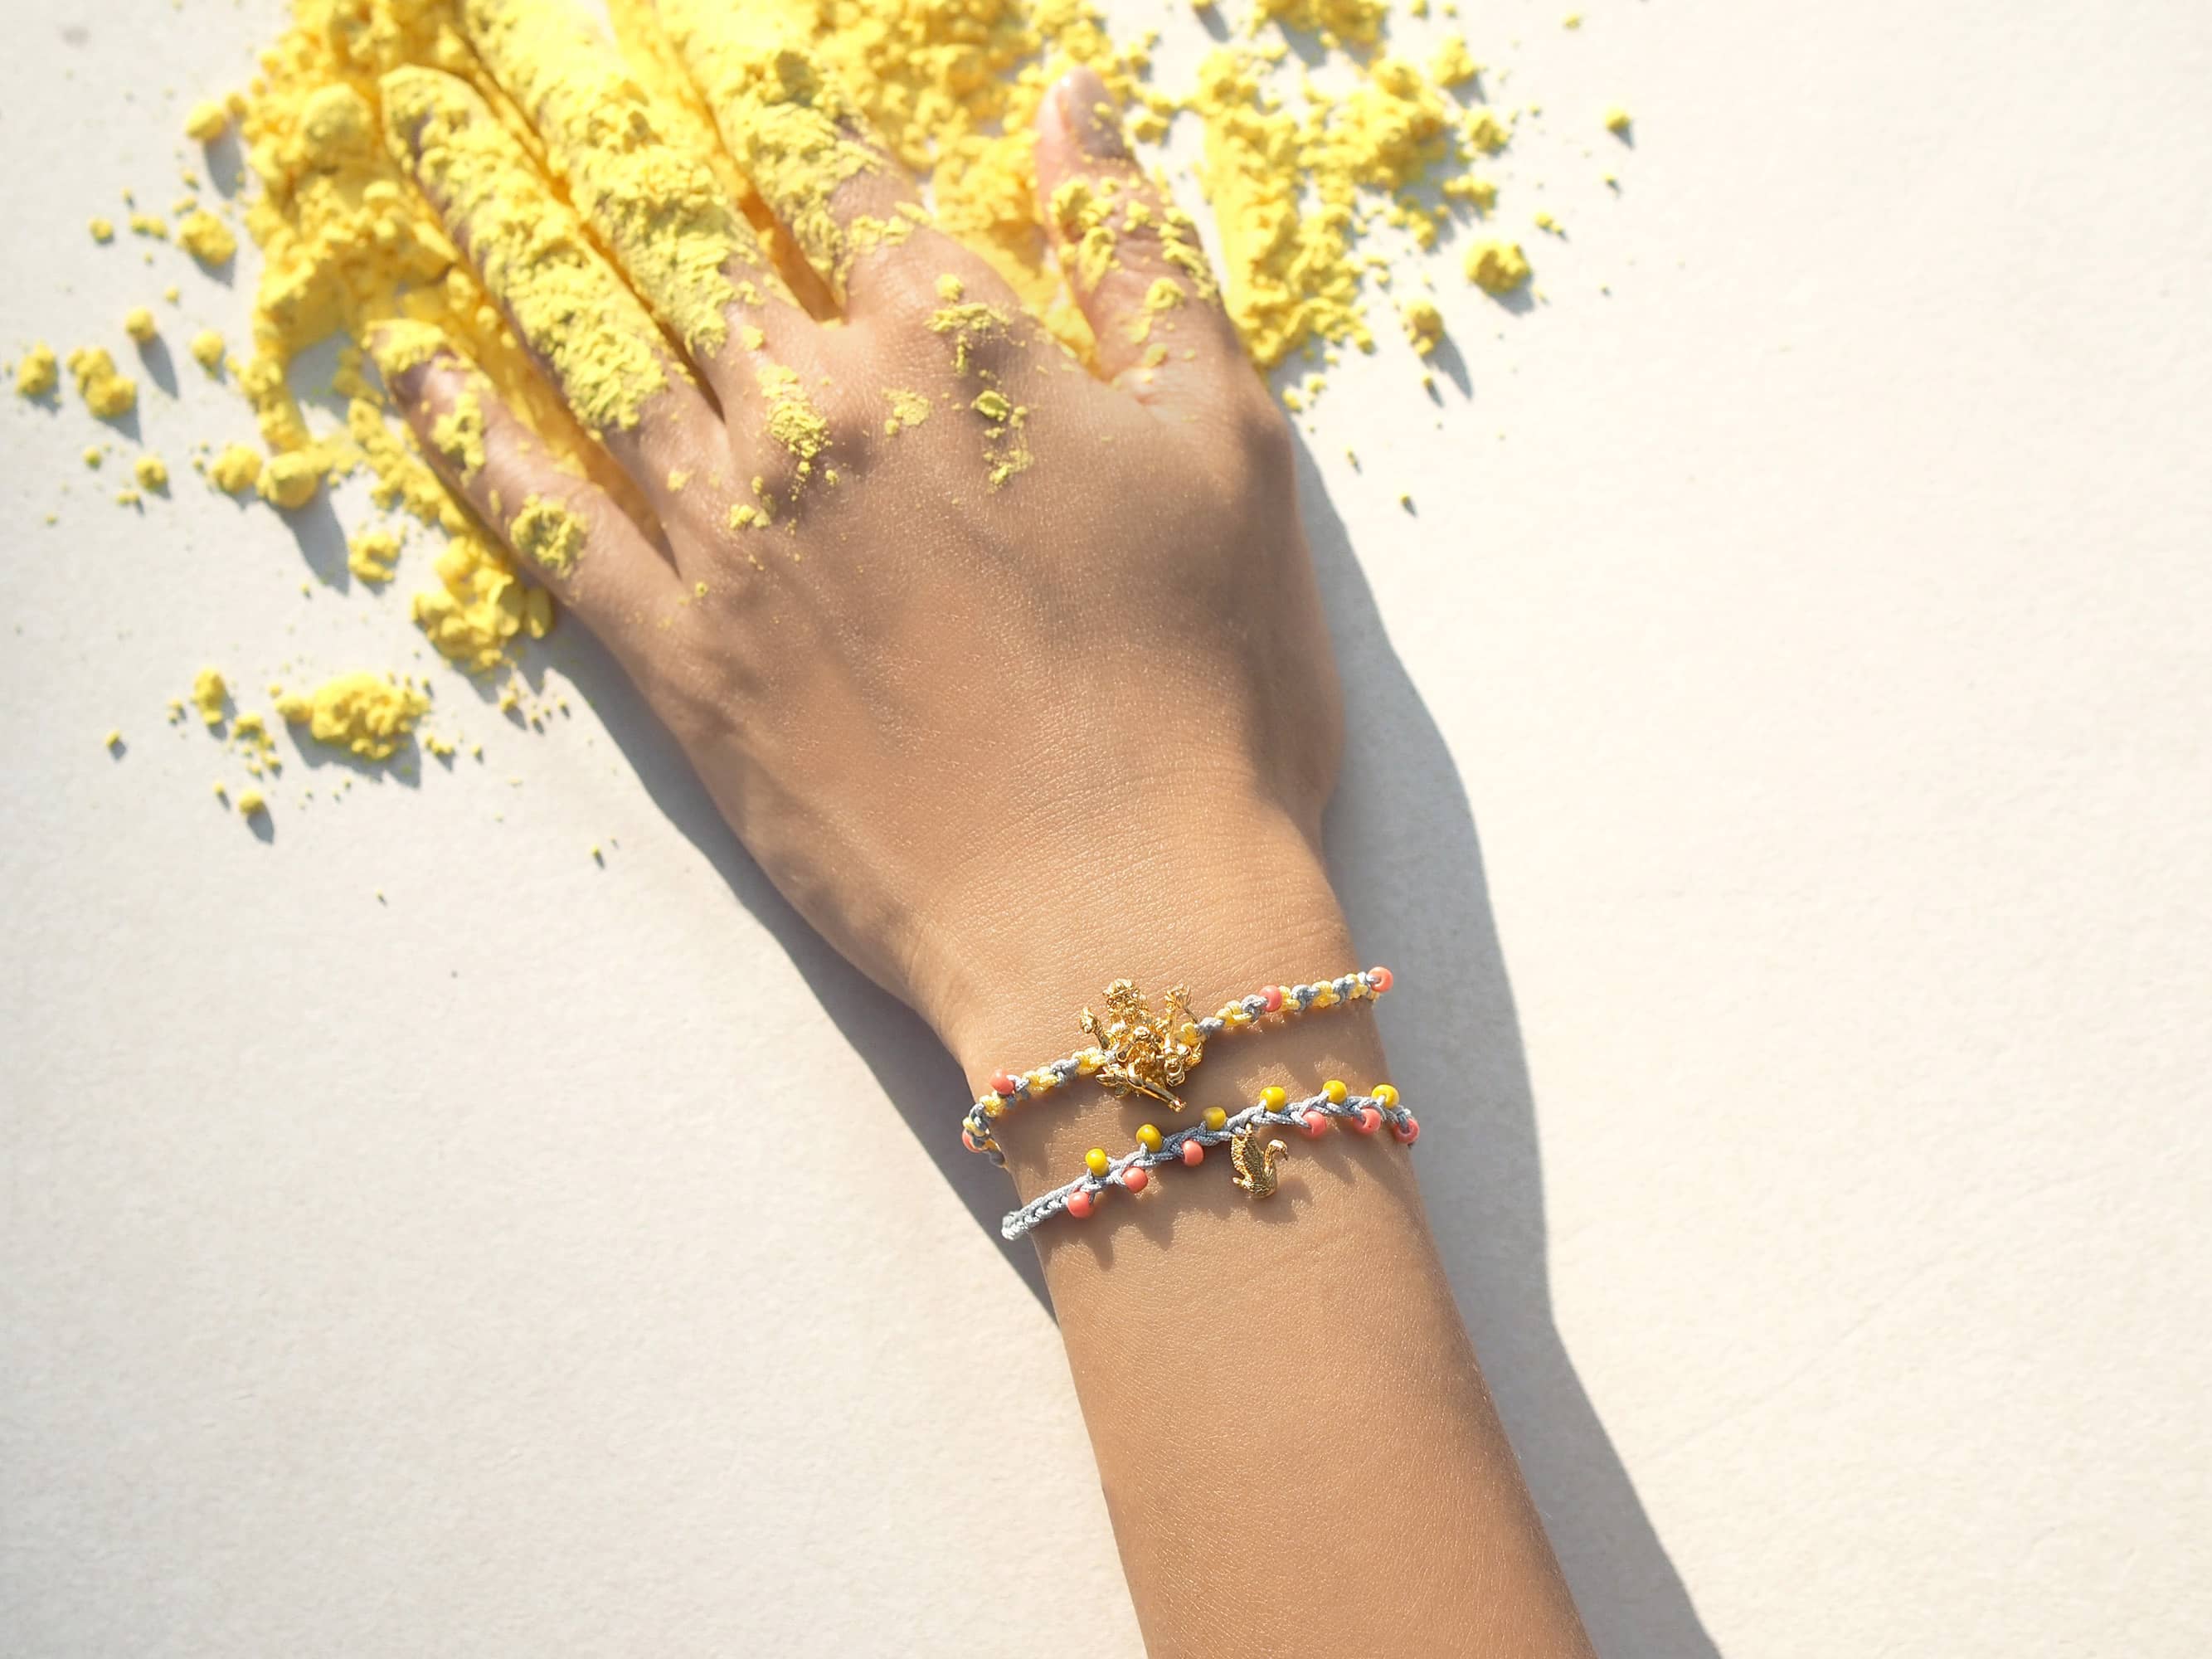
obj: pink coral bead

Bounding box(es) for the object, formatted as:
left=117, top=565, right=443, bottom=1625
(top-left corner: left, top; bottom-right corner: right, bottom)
left=1181, top=1140, right=1205, bottom=1166
left=960, top=1130, right=980, bottom=1154
left=1392, top=1114, right=1421, bottom=1145
left=1066, top=1188, right=1096, bottom=1219
left=1353, top=1107, right=1383, bottom=1136
left=1261, top=985, right=1284, bottom=1014
left=1300, top=1108, right=1331, bottom=1139
left=1122, top=1165, right=1150, bottom=1193
left=1369, top=966, right=1393, bottom=994
left=989, top=1070, right=1018, bottom=1097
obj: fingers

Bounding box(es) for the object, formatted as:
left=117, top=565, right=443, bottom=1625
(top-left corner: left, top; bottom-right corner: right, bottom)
left=457, top=0, right=819, bottom=410
left=378, top=65, right=720, bottom=510
left=647, top=0, right=1018, bottom=320
left=1033, top=67, right=1247, bottom=401
left=372, top=324, right=687, bottom=672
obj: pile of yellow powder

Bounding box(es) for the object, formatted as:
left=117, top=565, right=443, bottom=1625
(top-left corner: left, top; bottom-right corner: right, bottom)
left=23, top=0, right=1631, bottom=815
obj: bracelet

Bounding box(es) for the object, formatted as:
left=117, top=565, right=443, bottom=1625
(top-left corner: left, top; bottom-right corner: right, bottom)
left=961, top=966, right=1394, bottom=1165
left=1000, top=1082, right=1417, bottom=1241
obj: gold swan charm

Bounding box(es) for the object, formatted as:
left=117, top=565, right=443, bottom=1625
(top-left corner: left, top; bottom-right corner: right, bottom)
left=1229, top=1128, right=1288, bottom=1198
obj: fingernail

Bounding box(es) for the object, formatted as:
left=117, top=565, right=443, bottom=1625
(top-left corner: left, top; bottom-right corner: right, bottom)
left=1058, top=66, right=1130, bottom=162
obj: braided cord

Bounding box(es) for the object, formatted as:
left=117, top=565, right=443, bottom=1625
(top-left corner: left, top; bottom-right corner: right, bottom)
left=964, top=967, right=1393, bottom=1165
left=1001, top=1086, right=1416, bottom=1241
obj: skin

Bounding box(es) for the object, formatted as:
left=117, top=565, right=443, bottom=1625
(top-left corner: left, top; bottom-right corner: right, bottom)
left=379, top=19, right=1596, bottom=1655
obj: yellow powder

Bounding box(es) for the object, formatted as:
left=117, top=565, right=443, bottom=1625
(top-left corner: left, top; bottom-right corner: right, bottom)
left=185, top=99, right=231, bottom=143
left=176, top=210, right=237, bottom=266
left=1442, top=174, right=1499, bottom=212
left=237, top=788, right=269, bottom=817
left=755, top=362, right=832, bottom=475
left=461, top=0, right=758, bottom=358
left=189, top=330, right=226, bottom=375
left=191, top=668, right=229, bottom=727
left=115, top=489, right=143, bottom=508
left=1605, top=105, right=1632, bottom=135
left=275, top=671, right=431, bottom=761
left=258, top=450, right=322, bottom=508
left=84, top=446, right=105, bottom=469
left=89, top=216, right=114, bottom=243
left=1465, top=109, right=1512, bottom=154
left=429, top=387, right=488, bottom=481
left=644, top=0, right=891, bottom=291
left=1465, top=238, right=1531, bottom=294
left=1250, top=0, right=1388, bottom=47
left=882, top=387, right=931, bottom=434
left=411, top=532, right=552, bottom=673
left=1401, top=298, right=1444, bottom=354
left=380, top=66, right=673, bottom=436
left=135, top=455, right=170, bottom=492
left=14, top=343, right=56, bottom=398
left=130, top=212, right=170, bottom=241
left=210, top=442, right=264, bottom=495
left=105, top=729, right=124, bottom=752
left=65, top=347, right=137, bottom=418
left=348, top=527, right=401, bottom=582
left=509, top=495, right=587, bottom=577
left=1431, top=36, right=1479, bottom=87
left=124, top=307, right=158, bottom=343
left=1534, top=209, right=1562, bottom=235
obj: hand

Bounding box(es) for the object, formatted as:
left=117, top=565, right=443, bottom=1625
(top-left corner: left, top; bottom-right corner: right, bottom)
left=372, top=12, right=1346, bottom=1079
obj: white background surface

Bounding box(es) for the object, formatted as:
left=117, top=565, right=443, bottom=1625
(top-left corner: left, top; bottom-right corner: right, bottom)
left=4, top=1, right=2209, bottom=1654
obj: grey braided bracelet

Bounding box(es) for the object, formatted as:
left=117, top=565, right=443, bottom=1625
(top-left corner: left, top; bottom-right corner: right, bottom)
left=1000, top=1083, right=1418, bottom=1241
left=963, top=966, right=1395, bottom=1165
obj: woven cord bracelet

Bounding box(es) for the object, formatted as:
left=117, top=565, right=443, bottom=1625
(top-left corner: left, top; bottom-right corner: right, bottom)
left=962, top=966, right=1395, bottom=1165
left=1001, top=1082, right=1417, bottom=1241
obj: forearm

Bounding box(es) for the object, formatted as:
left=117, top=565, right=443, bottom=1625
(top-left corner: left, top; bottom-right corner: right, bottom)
left=930, top=799, right=1594, bottom=1658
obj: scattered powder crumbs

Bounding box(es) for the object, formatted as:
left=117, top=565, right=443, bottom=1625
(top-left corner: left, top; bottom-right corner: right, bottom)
left=429, top=387, right=488, bottom=481
left=882, top=387, right=932, bottom=435
left=348, top=527, right=401, bottom=583
left=1465, top=239, right=1533, bottom=294
left=665, top=468, right=691, bottom=492
left=275, top=672, right=431, bottom=761
left=209, top=442, right=263, bottom=495
left=88, top=217, right=114, bottom=243
left=509, top=495, right=587, bottom=578
left=412, top=533, right=552, bottom=672
left=134, top=455, right=169, bottom=492
left=105, top=729, right=124, bottom=752
left=1431, top=35, right=1479, bottom=87
left=1605, top=105, right=1632, bottom=135
left=14, top=343, right=57, bottom=398
left=65, top=348, right=137, bottom=418
left=237, top=788, right=268, bottom=818
left=189, top=329, right=225, bottom=374
left=1401, top=298, right=1445, bottom=354
left=124, top=308, right=158, bottom=343
left=175, top=210, right=236, bottom=267
left=184, top=99, right=231, bottom=143
left=257, top=450, right=321, bottom=509
left=191, top=668, right=229, bottom=727
left=1534, top=209, right=1562, bottom=235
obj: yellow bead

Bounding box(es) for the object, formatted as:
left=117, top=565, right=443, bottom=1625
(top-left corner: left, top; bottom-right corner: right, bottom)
left=1259, top=1085, right=1288, bottom=1111
left=1136, top=1124, right=1163, bottom=1151
left=1203, top=1107, right=1228, bottom=1131
left=983, top=1100, right=1005, bottom=1118
left=1373, top=1083, right=1399, bottom=1107
left=1086, top=1147, right=1111, bottom=1176
left=1323, top=1079, right=1349, bottom=1105
left=1312, top=985, right=1338, bottom=1008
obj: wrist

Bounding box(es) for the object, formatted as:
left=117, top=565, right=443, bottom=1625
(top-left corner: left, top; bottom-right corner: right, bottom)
left=900, top=790, right=1365, bottom=1170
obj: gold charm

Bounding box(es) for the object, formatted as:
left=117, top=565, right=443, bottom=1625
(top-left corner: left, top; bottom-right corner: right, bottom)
left=1079, top=979, right=1204, bottom=1112
left=1228, top=1129, right=1288, bottom=1198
